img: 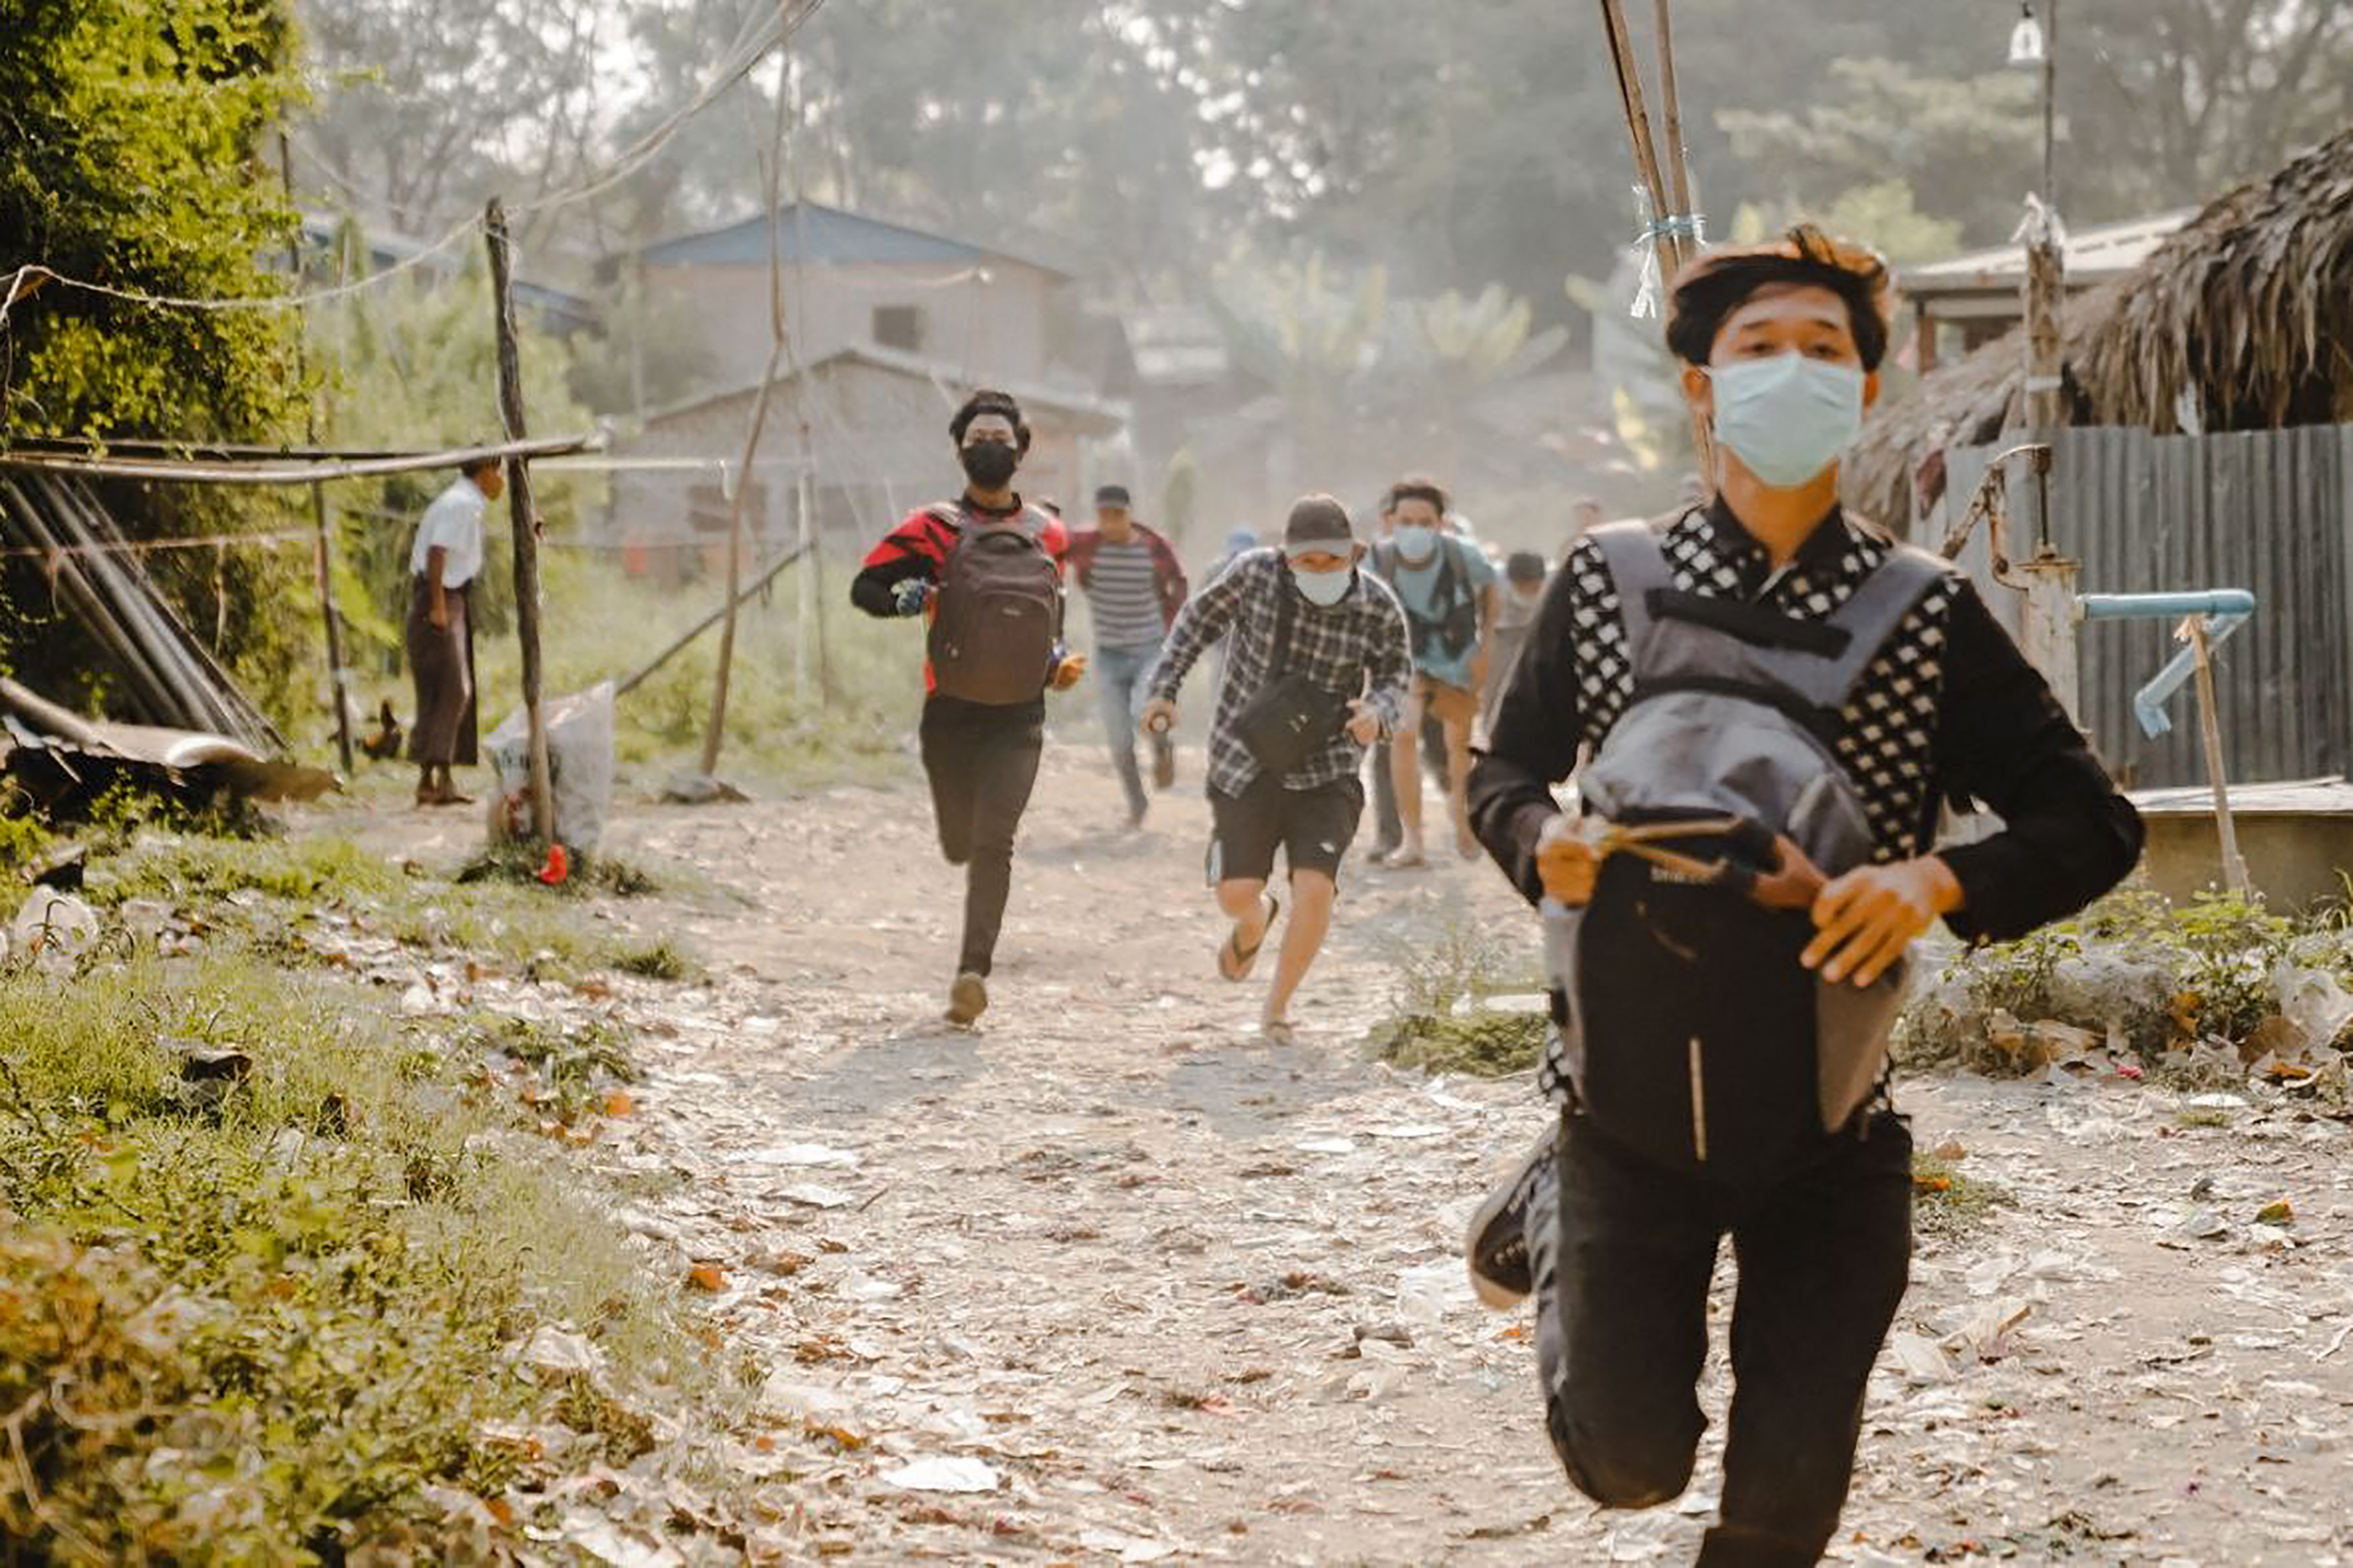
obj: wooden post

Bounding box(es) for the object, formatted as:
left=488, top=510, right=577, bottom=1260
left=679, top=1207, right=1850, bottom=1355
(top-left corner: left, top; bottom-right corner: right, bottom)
left=799, top=464, right=828, bottom=702
left=2187, top=617, right=2251, bottom=897
left=483, top=197, right=555, bottom=848
left=279, top=133, right=354, bottom=774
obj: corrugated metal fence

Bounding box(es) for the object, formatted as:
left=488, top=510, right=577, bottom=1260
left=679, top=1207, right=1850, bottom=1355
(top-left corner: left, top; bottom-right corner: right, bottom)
left=1939, top=425, right=2353, bottom=789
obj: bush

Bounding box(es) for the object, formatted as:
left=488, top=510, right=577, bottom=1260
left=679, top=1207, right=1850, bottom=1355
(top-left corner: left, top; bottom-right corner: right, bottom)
left=0, top=950, right=707, bottom=1558
left=1898, top=889, right=2352, bottom=1072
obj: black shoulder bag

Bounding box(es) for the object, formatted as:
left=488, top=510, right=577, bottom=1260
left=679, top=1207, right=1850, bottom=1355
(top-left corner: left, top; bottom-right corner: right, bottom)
left=1232, top=573, right=1350, bottom=776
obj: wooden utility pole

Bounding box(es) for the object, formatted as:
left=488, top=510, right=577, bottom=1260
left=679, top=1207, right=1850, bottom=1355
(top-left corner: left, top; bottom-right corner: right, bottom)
left=279, top=133, right=355, bottom=774
left=698, top=50, right=797, bottom=777
left=483, top=197, right=555, bottom=847
left=2021, top=0, right=2066, bottom=433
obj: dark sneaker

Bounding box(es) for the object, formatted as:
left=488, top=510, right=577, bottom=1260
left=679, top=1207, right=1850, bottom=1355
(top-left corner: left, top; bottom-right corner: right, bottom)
left=1150, top=734, right=1176, bottom=791
left=945, top=972, right=989, bottom=1027
left=1465, top=1124, right=1558, bottom=1310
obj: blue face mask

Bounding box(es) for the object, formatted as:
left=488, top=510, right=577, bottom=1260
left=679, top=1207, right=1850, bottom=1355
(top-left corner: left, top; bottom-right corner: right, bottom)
left=1707, top=353, right=1865, bottom=487
left=1392, top=524, right=1439, bottom=561
left=1290, top=563, right=1355, bottom=606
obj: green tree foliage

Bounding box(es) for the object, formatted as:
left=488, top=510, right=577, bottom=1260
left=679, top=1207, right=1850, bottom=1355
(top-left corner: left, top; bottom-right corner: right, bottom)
left=1719, top=60, right=2040, bottom=247
left=0, top=0, right=303, bottom=439
left=0, top=0, right=313, bottom=723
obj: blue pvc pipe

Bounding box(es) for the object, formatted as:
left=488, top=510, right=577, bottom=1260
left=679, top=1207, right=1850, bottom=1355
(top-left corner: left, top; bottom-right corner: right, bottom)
left=2078, top=589, right=2256, bottom=621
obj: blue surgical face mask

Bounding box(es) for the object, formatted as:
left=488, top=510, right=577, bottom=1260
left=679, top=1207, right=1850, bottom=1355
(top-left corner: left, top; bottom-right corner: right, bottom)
left=1392, top=523, right=1438, bottom=560
left=1290, top=563, right=1354, bottom=607
left=1707, top=353, right=1865, bottom=487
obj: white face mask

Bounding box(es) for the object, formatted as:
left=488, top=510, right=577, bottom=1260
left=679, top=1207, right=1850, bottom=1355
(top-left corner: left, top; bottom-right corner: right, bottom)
left=1289, top=563, right=1354, bottom=606
left=1707, top=352, right=1866, bottom=487
left=1392, top=523, right=1439, bottom=560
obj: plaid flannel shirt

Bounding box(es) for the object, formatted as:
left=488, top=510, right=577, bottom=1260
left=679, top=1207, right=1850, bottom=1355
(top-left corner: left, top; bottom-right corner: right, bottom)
left=1148, top=547, right=1413, bottom=797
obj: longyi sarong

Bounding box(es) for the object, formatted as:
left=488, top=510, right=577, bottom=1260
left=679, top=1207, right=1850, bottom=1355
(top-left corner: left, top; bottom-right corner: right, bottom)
left=404, top=575, right=477, bottom=767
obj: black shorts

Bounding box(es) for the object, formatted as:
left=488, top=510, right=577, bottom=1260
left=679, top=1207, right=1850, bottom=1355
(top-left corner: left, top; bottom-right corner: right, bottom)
left=1208, top=772, right=1365, bottom=887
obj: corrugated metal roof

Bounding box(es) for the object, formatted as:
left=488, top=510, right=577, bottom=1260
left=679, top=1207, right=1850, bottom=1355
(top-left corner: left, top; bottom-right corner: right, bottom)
left=1903, top=209, right=2198, bottom=297
left=638, top=202, right=1069, bottom=280
left=637, top=343, right=1124, bottom=434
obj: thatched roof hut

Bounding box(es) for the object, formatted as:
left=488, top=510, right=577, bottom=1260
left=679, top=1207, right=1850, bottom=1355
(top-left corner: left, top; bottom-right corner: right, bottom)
left=1847, top=125, right=2353, bottom=525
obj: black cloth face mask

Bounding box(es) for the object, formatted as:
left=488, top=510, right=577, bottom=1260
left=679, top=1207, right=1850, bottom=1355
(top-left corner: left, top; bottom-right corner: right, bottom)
left=960, top=440, right=1019, bottom=489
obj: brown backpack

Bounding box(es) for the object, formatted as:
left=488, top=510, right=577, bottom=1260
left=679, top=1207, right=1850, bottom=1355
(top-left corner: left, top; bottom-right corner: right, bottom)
left=924, top=502, right=1063, bottom=704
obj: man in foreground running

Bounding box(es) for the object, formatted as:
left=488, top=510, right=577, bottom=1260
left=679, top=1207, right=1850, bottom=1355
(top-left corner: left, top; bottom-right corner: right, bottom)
left=1466, top=228, right=2142, bottom=1564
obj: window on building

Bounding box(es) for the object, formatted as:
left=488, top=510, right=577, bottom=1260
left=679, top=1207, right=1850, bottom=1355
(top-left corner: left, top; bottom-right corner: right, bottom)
left=872, top=304, right=925, bottom=352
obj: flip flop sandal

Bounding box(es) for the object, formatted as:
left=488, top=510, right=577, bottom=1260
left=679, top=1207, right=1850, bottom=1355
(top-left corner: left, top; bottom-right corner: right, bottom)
left=1260, top=1018, right=1298, bottom=1046
left=1379, top=850, right=1429, bottom=871
left=1217, top=892, right=1279, bottom=982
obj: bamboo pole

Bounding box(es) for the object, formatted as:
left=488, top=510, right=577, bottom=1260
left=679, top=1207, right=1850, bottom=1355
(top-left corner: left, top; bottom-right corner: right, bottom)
left=483, top=197, right=555, bottom=849
left=1652, top=0, right=1696, bottom=274
left=2187, top=617, right=2251, bottom=897
left=1598, top=0, right=1713, bottom=481
left=278, top=133, right=354, bottom=773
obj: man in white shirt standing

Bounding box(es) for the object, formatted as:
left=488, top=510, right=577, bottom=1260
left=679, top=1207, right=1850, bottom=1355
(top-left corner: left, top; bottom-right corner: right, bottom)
left=405, top=456, right=501, bottom=807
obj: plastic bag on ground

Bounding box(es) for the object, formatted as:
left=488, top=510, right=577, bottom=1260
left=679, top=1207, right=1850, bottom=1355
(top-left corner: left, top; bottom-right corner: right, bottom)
left=486, top=682, right=615, bottom=855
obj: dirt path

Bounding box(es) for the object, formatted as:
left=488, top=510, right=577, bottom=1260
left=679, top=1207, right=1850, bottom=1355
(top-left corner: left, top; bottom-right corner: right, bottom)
left=334, top=743, right=2353, bottom=1563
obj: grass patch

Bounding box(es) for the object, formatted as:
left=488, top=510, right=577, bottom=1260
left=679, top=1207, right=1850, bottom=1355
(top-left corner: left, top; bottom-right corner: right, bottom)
left=455, top=840, right=668, bottom=899
left=1371, top=1009, right=1548, bottom=1077
left=79, top=831, right=700, bottom=984
left=0, top=810, right=57, bottom=875
left=0, top=949, right=728, bottom=1557
left=614, top=939, right=697, bottom=982
left=1912, top=1153, right=2013, bottom=1243
left=1367, top=910, right=1548, bottom=1076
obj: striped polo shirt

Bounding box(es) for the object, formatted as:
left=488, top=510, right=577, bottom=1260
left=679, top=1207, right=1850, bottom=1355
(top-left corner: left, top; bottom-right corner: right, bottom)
left=1083, top=539, right=1168, bottom=650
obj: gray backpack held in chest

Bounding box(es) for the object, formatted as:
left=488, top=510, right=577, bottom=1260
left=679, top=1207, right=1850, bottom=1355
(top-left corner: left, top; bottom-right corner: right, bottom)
left=1546, top=519, right=1945, bottom=1179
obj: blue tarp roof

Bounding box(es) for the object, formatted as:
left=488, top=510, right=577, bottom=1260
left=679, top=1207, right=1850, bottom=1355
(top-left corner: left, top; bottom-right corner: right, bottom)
left=638, top=202, right=1067, bottom=280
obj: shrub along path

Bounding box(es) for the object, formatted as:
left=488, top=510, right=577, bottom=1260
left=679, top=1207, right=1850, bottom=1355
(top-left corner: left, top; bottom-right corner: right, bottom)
left=324, top=741, right=2353, bottom=1565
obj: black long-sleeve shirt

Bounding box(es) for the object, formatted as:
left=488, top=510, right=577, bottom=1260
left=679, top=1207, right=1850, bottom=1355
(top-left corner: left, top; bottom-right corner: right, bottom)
left=1470, top=500, right=2143, bottom=945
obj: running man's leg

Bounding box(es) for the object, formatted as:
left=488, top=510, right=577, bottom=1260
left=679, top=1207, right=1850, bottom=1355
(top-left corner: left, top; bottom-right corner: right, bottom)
left=1367, top=739, right=1402, bottom=858
left=1096, top=646, right=1150, bottom=821
left=1534, top=1113, right=1720, bottom=1513
left=1432, top=685, right=1479, bottom=858
left=1263, top=776, right=1362, bottom=1025
left=951, top=702, right=1045, bottom=977
left=918, top=697, right=980, bottom=867
left=1389, top=681, right=1432, bottom=858
left=1707, top=1112, right=1913, bottom=1565
left=1264, top=870, right=1334, bottom=1027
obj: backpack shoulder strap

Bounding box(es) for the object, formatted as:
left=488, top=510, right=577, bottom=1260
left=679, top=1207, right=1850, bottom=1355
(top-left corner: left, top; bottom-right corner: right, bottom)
left=1798, top=544, right=1950, bottom=707
left=1586, top=520, right=1673, bottom=652
left=924, top=501, right=966, bottom=531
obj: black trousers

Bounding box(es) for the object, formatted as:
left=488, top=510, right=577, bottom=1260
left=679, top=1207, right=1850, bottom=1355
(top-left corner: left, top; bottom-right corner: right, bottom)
left=1530, top=1107, right=1913, bottom=1566
left=919, top=694, right=1045, bottom=978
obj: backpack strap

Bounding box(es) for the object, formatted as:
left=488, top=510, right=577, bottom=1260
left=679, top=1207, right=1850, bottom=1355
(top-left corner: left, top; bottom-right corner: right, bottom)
left=1587, top=520, right=1675, bottom=660
left=1785, top=544, right=1950, bottom=709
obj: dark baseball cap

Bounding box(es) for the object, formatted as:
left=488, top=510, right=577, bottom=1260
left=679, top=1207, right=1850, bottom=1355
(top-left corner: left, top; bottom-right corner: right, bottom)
left=1283, top=494, right=1355, bottom=549
left=1093, top=483, right=1131, bottom=508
